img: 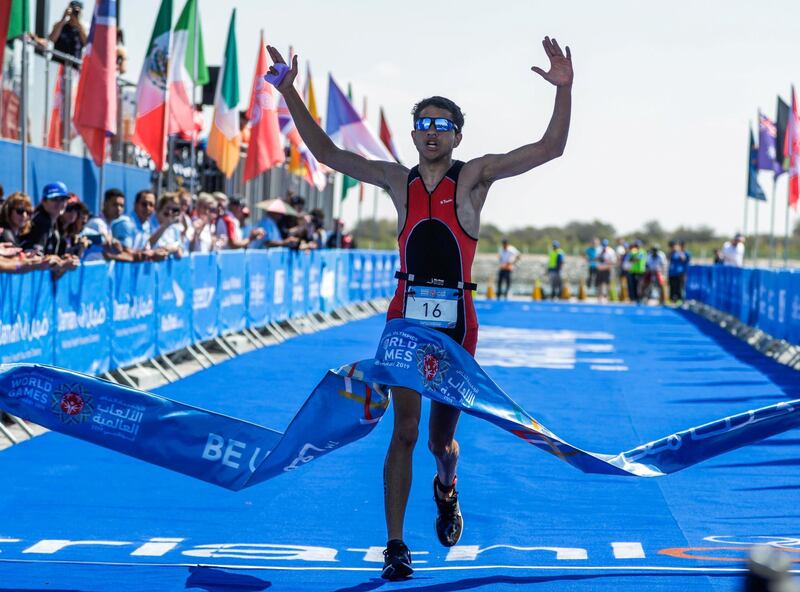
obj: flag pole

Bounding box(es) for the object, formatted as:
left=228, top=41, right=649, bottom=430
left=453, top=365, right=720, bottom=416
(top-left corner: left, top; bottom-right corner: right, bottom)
left=21, top=35, right=28, bottom=195
left=784, top=194, right=791, bottom=267
left=159, top=12, right=174, bottom=197
left=752, top=197, right=760, bottom=265
left=743, top=195, right=748, bottom=245
left=189, top=0, right=200, bottom=195
left=768, top=178, right=777, bottom=267
left=336, top=174, right=344, bottom=249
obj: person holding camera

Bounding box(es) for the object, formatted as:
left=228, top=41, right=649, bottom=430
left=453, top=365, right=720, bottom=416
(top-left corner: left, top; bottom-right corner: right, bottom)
left=49, top=1, right=87, bottom=63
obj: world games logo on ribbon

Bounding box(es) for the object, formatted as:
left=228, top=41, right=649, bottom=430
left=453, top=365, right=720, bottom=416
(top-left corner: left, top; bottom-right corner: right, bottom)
left=50, top=383, right=94, bottom=424
left=416, top=344, right=450, bottom=390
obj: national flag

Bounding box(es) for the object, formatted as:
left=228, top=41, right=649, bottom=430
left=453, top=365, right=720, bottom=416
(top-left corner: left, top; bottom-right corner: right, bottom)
left=326, top=75, right=393, bottom=161
left=379, top=107, right=401, bottom=163
left=73, top=0, right=117, bottom=167
left=132, top=0, right=172, bottom=170
left=757, top=111, right=780, bottom=174
left=206, top=9, right=240, bottom=178
left=776, top=96, right=790, bottom=175
left=243, top=31, right=284, bottom=182
left=747, top=127, right=766, bottom=201
left=305, top=62, right=320, bottom=124
left=787, top=87, right=800, bottom=210
left=340, top=83, right=359, bottom=201
left=0, top=0, right=28, bottom=82
left=168, top=0, right=208, bottom=136
left=47, top=64, right=78, bottom=149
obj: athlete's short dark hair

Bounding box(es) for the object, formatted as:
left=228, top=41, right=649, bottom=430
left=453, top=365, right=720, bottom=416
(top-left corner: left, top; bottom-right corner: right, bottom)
left=103, top=188, right=124, bottom=203
left=412, top=96, right=464, bottom=131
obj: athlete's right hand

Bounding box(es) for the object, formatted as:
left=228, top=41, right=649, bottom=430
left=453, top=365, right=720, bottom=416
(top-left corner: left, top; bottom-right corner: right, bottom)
left=266, top=45, right=298, bottom=94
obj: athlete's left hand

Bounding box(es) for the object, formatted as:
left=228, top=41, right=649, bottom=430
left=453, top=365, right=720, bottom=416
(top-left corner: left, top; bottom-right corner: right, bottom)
left=531, top=36, right=573, bottom=87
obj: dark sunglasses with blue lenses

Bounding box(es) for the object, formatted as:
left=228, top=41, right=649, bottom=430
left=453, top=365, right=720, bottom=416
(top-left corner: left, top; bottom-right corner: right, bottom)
left=414, top=117, right=458, bottom=132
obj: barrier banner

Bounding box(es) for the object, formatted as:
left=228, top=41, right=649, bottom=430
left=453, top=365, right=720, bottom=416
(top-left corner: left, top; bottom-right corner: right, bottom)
left=3, top=319, right=800, bottom=492
left=246, top=251, right=271, bottom=328
left=269, top=248, right=290, bottom=321
left=319, top=251, right=337, bottom=313
left=361, top=252, right=375, bottom=302
left=155, top=257, right=192, bottom=356
left=55, top=262, right=111, bottom=374
left=290, top=251, right=308, bottom=318
left=111, top=262, right=156, bottom=368
left=191, top=253, right=219, bottom=341
left=0, top=270, right=54, bottom=365
left=788, top=271, right=800, bottom=345
left=348, top=251, right=363, bottom=303
left=306, top=250, right=322, bottom=315
left=218, top=252, right=247, bottom=333
left=335, top=250, right=350, bottom=309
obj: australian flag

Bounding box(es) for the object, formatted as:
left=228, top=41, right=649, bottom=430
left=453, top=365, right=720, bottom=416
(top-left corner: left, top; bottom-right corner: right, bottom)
left=757, top=111, right=781, bottom=174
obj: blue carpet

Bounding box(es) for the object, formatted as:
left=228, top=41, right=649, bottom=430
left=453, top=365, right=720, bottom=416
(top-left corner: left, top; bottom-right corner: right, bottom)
left=0, top=301, right=797, bottom=591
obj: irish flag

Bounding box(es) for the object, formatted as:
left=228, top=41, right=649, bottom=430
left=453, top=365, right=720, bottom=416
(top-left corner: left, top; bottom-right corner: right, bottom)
left=132, top=0, right=172, bottom=170
left=207, top=10, right=240, bottom=178
left=168, top=0, right=208, bottom=136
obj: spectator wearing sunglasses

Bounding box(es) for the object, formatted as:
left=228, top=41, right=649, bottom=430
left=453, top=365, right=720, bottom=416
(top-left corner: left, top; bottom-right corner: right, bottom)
left=57, top=196, right=92, bottom=257
left=0, top=192, right=34, bottom=247
left=267, top=35, right=573, bottom=581
left=20, top=182, right=71, bottom=256
left=148, top=193, right=184, bottom=258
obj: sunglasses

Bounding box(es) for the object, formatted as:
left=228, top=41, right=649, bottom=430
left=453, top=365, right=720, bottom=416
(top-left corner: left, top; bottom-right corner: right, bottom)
left=414, top=117, right=458, bottom=132
left=164, top=207, right=180, bottom=215
left=65, top=204, right=80, bottom=212
left=14, top=208, right=31, bottom=216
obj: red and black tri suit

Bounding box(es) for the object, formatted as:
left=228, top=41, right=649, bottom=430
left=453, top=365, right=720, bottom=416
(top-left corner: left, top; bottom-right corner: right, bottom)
left=387, top=160, right=479, bottom=355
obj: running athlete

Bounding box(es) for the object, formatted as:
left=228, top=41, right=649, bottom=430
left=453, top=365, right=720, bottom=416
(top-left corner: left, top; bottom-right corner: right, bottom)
left=267, top=37, right=573, bottom=580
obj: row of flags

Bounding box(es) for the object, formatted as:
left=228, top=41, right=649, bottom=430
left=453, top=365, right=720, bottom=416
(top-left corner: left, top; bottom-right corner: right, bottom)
left=748, top=87, right=799, bottom=211
left=1, top=0, right=401, bottom=195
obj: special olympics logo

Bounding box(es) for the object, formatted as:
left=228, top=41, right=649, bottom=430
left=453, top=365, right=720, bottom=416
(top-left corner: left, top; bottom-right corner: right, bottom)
left=416, top=344, right=449, bottom=390
left=51, top=383, right=93, bottom=424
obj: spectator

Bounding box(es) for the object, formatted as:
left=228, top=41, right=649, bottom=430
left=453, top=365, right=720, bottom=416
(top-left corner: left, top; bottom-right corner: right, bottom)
left=224, top=196, right=265, bottom=249
left=547, top=239, right=565, bottom=300
left=176, top=188, right=194, bottom=251
left=57, top=197, right=91, bottom=257
left=116, top=29, right=127, bottom=74
left=615, top=238, right=628, bottom=300
left=212, top=191, right=232, bottom=249
left=286, top=194, right=315, bottom=243
left=111, top=189, right=156, bottom=252
left=83, top=188, right=126, bottom=261
left=721, top=233, right=745, bottom=267
left=596, top=238, right=617, bottom=303
left=48, top=1, right=87, bottom=64
left=326, top=218, right=357, bottom=249
left=584, top=237, right=600, bottom=293
left=641, top=245, right=667, bottom=304
left=0, top=192, right=33, bottom=247
left=309, top=208, right=327, bottom=248
left=626, top=240, right=647, bottom=303
left=190, top=192, right=222, bottom=253
left=147, top=193, right=183, bottom=258
left=497, top=238, right=521, bottom=299
left=0, top=247, right=51, bottom=274
left=20, top=182, right=70, bottom=255
left=667, top=240, right=691, bottom=303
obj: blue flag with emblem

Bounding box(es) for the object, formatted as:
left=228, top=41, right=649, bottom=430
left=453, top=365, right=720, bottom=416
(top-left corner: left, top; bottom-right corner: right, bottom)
left=1, top=319, right=798, bottom=490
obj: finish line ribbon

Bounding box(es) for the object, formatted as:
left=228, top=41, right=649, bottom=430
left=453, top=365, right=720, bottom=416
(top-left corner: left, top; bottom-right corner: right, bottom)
left=0, top=318, right=798, bottom=490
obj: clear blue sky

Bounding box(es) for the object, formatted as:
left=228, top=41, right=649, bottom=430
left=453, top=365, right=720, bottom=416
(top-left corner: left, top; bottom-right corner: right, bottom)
left=72, top=0, right=800, bottom=236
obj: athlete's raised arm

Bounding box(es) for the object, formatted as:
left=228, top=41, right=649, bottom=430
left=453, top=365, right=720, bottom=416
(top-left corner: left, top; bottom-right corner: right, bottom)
left=266, top=46, right=406, bottom=192
left=472, top=36, right=573, bottom=184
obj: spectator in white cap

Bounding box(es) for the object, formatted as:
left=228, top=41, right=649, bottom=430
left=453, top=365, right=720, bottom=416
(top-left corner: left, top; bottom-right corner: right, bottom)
left=721, top=233, right=745, bottom=267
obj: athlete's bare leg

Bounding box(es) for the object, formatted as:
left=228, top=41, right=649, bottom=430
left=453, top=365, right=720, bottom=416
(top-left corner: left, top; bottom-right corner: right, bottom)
left=384, top=386, right=422, bottom=541
left=429, top=401, right=461, bottom=492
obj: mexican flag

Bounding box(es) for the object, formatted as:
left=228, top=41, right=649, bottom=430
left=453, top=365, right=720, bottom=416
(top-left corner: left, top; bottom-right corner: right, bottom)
left=206, top=9, right=240, bottom=178
left=168, top=0, right=208, bottom=136
left=132, top=0, right=172, bottom=170
left=0, top=0, right=29, bottom=82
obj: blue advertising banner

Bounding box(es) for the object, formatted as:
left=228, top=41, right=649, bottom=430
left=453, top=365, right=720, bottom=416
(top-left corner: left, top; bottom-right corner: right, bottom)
left=290, top=251, right=308, bottom=318
left=319, top=251, right=338, bottom=312
left=787, top=271, right=800, bottom=346
left=306, top=250, right=322, bottom=314
left=0, top=270, right=54, bottom=365
left=191, top=253, right=219, bottom=341
left=269, top=248, right=290, bottom=321
left=360, top=252, right=375, bottom=302
left=335, top=251, right=350, bottom=309
left=218, top=252, right=247, bottom=333
left=111, top=262, right=156, bottom=368
left=349, top=251, right=363, bottom=303
left=54, top=262, right=111, bottom=374
left=155, top=257, right=192, bottom=356
left=246, top=251, right=271, bottom=328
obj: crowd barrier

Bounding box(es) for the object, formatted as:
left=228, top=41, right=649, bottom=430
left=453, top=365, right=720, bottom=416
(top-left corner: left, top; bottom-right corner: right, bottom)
left=686, top=265, right=800, bottom=346
left=0, top=249, right=399, bottom=374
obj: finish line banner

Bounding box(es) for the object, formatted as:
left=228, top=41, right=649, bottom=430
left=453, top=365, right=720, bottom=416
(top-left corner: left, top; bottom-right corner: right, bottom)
left=2, top=319, right=798, bottom=490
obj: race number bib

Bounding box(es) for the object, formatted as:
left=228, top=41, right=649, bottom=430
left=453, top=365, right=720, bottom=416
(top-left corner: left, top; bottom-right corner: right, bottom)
left=404, top=286, right=459, bottom=329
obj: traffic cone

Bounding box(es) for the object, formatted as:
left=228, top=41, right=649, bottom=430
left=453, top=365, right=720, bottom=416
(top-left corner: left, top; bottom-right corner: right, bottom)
left=578, top=279, right=587, bottom=301
left=532, top=279, right=542, bottom=301
left=561, top=282, right=571, bottom=300
left=486, top=279, right=496, bottom=300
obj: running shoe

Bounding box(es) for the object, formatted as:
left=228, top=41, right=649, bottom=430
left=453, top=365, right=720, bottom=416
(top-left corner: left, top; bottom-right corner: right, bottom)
left=381, top=539, right=413, bottom=580
left=433, top=475, right=463, bottom=547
